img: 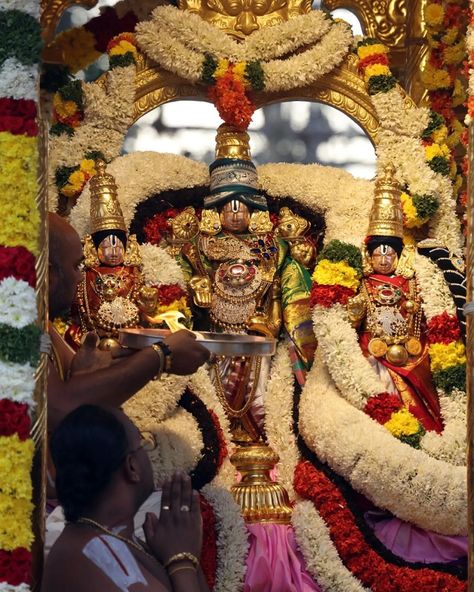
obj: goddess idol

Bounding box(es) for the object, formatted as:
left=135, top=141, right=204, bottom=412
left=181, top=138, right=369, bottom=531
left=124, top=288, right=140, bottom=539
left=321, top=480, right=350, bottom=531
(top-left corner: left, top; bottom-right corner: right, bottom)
left=66, top=161, right=175, bottom=350
left=347, top=165, right=443, bottom=434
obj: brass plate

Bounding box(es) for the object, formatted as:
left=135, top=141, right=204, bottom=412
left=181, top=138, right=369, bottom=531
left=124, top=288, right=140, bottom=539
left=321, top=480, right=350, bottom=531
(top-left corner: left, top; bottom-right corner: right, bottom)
left=119, top=328, right=276, bottom=357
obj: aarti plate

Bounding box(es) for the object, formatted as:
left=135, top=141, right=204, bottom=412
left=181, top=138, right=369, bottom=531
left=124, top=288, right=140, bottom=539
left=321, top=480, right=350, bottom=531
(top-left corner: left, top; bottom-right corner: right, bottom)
left=118, top=328, right=276, bottom=357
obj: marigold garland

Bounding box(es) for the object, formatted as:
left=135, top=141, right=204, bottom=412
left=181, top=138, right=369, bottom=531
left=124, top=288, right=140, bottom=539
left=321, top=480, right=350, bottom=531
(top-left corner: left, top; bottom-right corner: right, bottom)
left=424, top=0, right=467, bottom=228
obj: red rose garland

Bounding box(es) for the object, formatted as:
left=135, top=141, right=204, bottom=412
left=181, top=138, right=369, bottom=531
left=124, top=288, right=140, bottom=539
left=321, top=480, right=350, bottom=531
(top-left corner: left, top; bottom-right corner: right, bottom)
left=0, top=548, right=33, bottom=587
left=363, top=393, right=403, bottom=425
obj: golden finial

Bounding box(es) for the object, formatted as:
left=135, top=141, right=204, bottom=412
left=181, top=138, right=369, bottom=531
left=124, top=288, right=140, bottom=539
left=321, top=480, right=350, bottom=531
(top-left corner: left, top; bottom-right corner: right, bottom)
left=215, top=124, right=252, bottom=161
left=367, top=164, right=403, bottom=239
left=89, top=160, right=127, bottom=235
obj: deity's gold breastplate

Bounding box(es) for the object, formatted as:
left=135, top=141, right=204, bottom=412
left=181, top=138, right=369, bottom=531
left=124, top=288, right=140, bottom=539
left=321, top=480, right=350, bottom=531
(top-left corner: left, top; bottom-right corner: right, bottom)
left=77, top=266, right=142, bottom=334
left=362, top=277, right=422, bottom=367
left=200, top=233, right=278, bottom=332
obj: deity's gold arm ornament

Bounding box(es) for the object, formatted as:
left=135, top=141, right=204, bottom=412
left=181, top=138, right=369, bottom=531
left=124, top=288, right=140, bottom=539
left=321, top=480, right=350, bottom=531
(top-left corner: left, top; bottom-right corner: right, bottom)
left=247, top=278, right=282, bottom=338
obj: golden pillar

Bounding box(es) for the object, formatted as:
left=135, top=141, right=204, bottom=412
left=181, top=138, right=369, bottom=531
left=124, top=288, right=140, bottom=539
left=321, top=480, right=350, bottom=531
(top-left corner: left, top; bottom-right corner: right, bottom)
left=30, top=113, right=49, bottom=592
left=404, top=0, right=429, bottom=105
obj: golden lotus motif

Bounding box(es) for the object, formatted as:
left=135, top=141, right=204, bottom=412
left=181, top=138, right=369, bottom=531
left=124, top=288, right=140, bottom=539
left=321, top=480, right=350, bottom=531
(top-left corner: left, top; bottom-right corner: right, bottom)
left=178, top=0, right=312, bottom=38
left=230, top=443, right=293, bottom=523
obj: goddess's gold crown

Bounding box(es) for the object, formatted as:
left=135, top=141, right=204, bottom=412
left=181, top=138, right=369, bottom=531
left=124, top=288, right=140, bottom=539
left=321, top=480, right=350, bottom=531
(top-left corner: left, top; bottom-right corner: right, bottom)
left=367, top=164, right=403, bottom=239
left=89, top=160, right=127, bottom=235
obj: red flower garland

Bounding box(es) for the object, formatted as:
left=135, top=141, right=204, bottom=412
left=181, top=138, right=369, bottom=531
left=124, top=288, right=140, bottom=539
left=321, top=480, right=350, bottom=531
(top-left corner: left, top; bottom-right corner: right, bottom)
left=156, top=284, right=187, bottom=306
left=310, top=284, right=355, bottom=308
left=143, top=209, right=180, bottom=245
left=294, top=461, right=466, bottom=591
left=199, top=496, right=217, bottom=590
left=0, top=548, right=32, bottom=586
left=0, top=98, right=38, bottom=137
left=358, top=53, right=389, bottom=72
left=427, top=311, right=461, bottom=344
left=364, top=392, right=403, bottom=424
left=0, top=247, right=36, bottom=287
left=208, top=71, right=254, bottom=130
left=208, top=409, right=228, bottom=470
left=0, top=401, right=31, bottom=441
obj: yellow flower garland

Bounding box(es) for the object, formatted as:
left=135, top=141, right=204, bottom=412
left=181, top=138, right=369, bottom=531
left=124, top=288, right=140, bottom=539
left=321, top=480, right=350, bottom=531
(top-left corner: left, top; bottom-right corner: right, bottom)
left=425, top=142, right=451, bottom=161
left=49, top=27, right=101, bottom=73
left=363, top=63, right=391, bottom=82
left=384, top=408, right=421, bottom=438
left=429, top=340, right=466, bottom=372
left=401, top=192, right=427, bottom=228
left=425, top=3, right=445, bottom=28
left=357, top=43, right=387, bottom=59
left=0, top=493, right=34, bottom=551
left=312, top=260, right=360, bottom=291
left=0, top=134, right=39, bottom=254
left=53, top=93, right=79, bottom=119
left=0, top=436, right=34, bottom=499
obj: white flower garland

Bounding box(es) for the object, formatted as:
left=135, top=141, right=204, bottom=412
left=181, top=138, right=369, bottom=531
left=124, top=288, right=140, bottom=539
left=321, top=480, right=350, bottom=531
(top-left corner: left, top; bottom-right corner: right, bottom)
left=201, top=484, right=249, bottom=592
left=292, top=501, right=369, bottom=592
left=375, top=129, right=462, bottom=254
left=139, top=243, right=187, bottom=288
left=263, top=341, right=300, bottom=499
left=0, top=278, right=37, bottom=328
left=136, top=6, right=352, bottom=92
left=263, top=22, right=352, bottom=93
left=146, top=407, right=204, bottom=484
left=413, top=252, right=457, bottom=320
left=123, top=373, right=189, bottom=425
left=370, top=87, right=430, bottom=139
left=0, top=59, right=38, bottom=102
left=68, top=152, right=209, bottom=233
left=312, top=304, right=381, bottom=409
left=142, top=6, right=332, bottom=64
left=189, top=367, right=236, bottom=490
left=49, top=64, right=137, bottom=212
left=0, top=361, right=36, bottom=405
left=300, top=354, right=467, bottom=535
left=0, top=584, right=32, bottom=592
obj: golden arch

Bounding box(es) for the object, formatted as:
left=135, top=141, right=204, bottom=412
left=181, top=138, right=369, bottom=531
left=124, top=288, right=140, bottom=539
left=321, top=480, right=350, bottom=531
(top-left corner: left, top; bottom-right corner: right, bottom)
left=131, top=52, right=414, bottom=145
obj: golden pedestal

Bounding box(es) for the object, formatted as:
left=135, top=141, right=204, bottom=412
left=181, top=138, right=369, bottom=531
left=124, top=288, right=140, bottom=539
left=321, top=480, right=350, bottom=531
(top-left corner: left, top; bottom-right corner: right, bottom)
left=230, top=442, right=293, bottom=524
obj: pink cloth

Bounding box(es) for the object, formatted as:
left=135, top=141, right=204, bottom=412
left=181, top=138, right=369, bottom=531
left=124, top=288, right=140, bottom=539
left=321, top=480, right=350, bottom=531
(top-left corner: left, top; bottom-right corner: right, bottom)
left=245, top=523, right=321, bottom=592
left=366, top=511, right=468, bottom=564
